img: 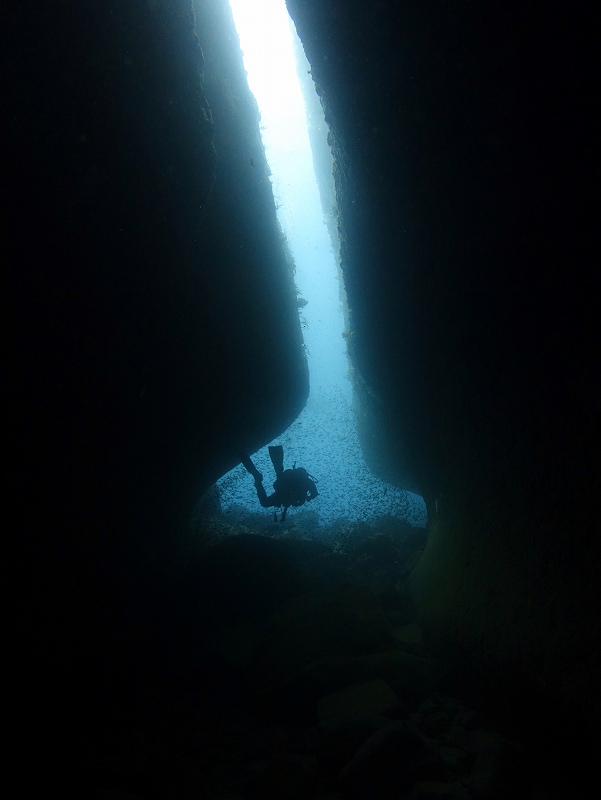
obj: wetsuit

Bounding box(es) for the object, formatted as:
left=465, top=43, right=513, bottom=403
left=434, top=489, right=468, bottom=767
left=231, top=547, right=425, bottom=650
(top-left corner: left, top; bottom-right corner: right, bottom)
left=240, top=446, right=318, bottom=521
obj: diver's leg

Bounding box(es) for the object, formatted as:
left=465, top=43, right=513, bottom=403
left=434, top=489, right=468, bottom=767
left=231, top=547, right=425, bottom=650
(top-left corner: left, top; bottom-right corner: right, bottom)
left=255, top=484, right=277, bottom=509
left=239, top=452, right=263, bottom=483
left=268, top=445, right=284, bottom=477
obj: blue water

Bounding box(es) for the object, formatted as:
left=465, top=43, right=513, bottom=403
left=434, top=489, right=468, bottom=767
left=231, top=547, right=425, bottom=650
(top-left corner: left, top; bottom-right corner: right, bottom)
left=218, top=0, right=426, bottom=529
left=218, top=387, right=427, bottom=527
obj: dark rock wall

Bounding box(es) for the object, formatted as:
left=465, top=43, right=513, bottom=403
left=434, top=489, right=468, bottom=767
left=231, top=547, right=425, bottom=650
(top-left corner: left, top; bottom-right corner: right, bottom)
left=285, top=0, right=599, bottom=719
left=5, top=0, right=306, bottom=712
left=5, top=0, right=599, bottom=751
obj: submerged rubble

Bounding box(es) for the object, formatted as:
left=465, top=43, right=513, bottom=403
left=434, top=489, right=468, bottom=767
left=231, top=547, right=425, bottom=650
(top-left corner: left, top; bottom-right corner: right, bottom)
left=67, top=518, right=542, bottom=799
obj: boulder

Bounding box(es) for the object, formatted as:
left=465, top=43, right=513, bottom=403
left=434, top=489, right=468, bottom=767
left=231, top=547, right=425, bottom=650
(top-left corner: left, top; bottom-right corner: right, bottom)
left=307, top=650, right=435, bottom=706
left=393, top=623, right=425, bottom=653
left=337, top=721, right=445, bottom=800
left=243, top=755, right=317, bottom=800
left=318, top=679, right=403, bottom=727
left=466, top=732, right=530, bottom=798
left=411, top=780, right=471, bottom=799
left=317, top=715, right=393, bottom=785
left=252, top=584, right=394, bottom=685
left=256, top=647, right=436, bottom=726
left=184, top=534, right=300, bottom=625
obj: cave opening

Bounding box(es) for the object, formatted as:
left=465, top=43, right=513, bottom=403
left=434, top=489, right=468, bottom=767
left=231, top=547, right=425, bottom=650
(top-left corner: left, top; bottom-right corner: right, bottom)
left=4, top=1, right=597, bottom=790
left=212, top=0, right=427, bottom=532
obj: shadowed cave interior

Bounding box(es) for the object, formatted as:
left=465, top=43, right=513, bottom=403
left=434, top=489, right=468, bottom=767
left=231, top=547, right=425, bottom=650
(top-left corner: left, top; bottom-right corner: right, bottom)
left=5, top=1, right=599, bottom=798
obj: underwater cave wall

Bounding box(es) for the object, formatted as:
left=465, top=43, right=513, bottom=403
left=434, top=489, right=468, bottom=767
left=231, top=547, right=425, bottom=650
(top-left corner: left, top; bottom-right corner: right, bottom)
left=5, top=0, right=306, bottom=707
left=285, top=0, right=599, bottom=720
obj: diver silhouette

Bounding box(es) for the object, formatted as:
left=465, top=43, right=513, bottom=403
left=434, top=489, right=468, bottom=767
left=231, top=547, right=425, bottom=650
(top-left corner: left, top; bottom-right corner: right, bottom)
left=239, top=445, right=318, bottom=522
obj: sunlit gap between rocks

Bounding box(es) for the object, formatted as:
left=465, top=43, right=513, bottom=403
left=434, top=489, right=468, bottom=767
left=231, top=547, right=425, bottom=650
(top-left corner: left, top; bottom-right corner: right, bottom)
left=217, top=0, right=426, bottom=530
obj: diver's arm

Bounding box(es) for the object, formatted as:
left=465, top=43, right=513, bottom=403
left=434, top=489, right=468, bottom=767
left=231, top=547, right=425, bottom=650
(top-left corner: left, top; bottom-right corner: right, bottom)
left=307, top=480, right=318, bottom=500
left=255, top=482, right=278, bottom=508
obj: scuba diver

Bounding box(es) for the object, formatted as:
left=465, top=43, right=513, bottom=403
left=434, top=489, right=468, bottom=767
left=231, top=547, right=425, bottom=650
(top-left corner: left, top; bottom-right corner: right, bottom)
left=239, top=445, right=318, bottom=522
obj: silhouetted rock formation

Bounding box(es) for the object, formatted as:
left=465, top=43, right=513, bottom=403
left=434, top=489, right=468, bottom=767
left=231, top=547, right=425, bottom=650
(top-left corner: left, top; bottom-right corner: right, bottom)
left=5, top=0, right=599, bottom=792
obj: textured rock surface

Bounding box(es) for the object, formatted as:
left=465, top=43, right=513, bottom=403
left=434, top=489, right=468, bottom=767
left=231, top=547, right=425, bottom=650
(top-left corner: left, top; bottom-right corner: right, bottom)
left=5, top=0, right=307, bottom=745
left=4, top=0, right=599, bottom=791
left=285, top=0, right=599, bottom=743
left=250, top=583, right=394, bottom=686
left=318, top=679, right=402, bottom=727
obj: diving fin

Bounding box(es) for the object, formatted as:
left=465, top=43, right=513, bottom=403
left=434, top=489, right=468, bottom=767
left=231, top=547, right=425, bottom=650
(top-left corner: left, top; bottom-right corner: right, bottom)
left=268, top=445, right=284, bottom=476
left=239, top=452, right=263, bottom=483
